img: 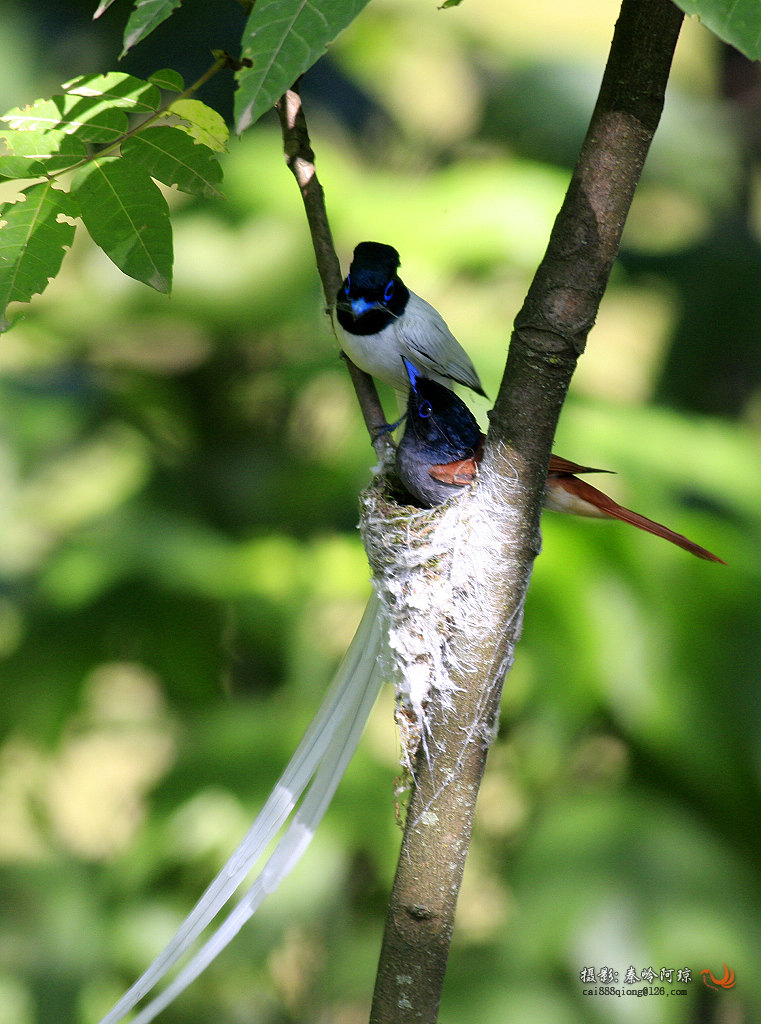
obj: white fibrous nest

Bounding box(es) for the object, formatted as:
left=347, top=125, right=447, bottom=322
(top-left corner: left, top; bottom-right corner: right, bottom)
left=359, top=454, right=527, bottom=768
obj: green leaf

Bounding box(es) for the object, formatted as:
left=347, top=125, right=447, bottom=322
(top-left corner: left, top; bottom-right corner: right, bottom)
left=1, top=95, right=127, bottom=144
left=0, top=150, right=40, bottom=180
left=160, top=99, right=229, bottom=152
left=0, top=182, right=77, bottom=332
left=674, top=0, right=761, bottom=59
left=63, top=71, right=162, bottom=116
left=234, top=0, right=372, bottom=133
left=121, top=0, right=184, bottom=56
left=122, top=126, right=223, bottom=198
left=72, top=157, right=172, bottom=293
left=0, top=130, right=86, bottom=179
left=149, top=68, right=185, bottom=93
left=93, top=0, right=120, bottom=16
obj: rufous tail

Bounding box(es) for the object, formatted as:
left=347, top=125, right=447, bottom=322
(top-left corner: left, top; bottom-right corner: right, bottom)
left=547, top=473, right=725, bottom=563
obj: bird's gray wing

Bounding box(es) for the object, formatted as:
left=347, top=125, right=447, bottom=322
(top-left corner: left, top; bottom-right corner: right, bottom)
left=397, top=292, right=485, bottom=395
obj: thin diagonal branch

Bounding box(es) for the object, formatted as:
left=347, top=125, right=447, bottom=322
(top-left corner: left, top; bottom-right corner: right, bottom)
left=275, top=84, right=392, bottom=459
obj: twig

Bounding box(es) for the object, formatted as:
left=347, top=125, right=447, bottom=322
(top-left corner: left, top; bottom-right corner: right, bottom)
left=275, top=84, right=393, bottom=459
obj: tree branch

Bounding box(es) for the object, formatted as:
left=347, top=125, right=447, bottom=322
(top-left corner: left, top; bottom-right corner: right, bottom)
left=368, top=2, right=684, bottom=1021
left=275, top=84, right=393, bottom=459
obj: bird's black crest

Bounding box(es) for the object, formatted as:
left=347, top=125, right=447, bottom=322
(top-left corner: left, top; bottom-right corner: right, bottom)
left=350, top=242, right=401, bottom=282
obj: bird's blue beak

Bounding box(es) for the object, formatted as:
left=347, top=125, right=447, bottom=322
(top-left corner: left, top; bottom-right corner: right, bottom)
left=349, top=296, right=376, bottom=316
left=402, top=357, right=420, bottom=390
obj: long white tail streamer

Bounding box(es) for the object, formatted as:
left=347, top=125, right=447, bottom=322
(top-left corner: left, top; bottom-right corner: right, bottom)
left=98, top=591, right=384, bottom=1024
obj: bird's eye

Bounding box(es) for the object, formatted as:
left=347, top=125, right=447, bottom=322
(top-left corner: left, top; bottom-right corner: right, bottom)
left=383, top=280, right=394, bottom=302
left=419, top=401, right=432, bottom=419
left=344, top=276, right=351, bottom=295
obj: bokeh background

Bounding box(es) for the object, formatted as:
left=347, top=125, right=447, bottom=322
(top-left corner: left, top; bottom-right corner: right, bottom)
left=1, top=1, right=760, bottom=1022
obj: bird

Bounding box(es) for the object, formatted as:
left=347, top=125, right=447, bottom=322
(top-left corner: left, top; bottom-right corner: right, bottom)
left=396, top=359, right=725, bottom=564
left=335, top=241, right=486, bottom=396
left=396, top=357, right=484, bottom=508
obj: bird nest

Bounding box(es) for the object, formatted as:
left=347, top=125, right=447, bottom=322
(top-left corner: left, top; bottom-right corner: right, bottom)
left=359, top=463, right=517, bottom=767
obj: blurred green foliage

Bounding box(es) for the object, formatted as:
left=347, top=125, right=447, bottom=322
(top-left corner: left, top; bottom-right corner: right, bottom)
left=0, top=2, right=759, bottom=1024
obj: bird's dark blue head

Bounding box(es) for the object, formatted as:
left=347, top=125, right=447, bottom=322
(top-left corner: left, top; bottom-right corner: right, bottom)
left=402, top=358, right=482, bottom=462
left=336, top=241, right=409, bottom=335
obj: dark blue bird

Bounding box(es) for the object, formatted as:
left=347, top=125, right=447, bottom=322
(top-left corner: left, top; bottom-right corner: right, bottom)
left=395, top=360, right=724, bottom=562
left=396, top=357, right=483, bottom=507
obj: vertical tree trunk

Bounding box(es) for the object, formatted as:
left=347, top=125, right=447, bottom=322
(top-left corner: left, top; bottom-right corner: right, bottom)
left=368, top=2, right=685, bottom=1022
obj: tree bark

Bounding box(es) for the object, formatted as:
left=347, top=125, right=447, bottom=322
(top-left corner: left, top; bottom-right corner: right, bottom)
left=368, top=2, right=684, bottom=1022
